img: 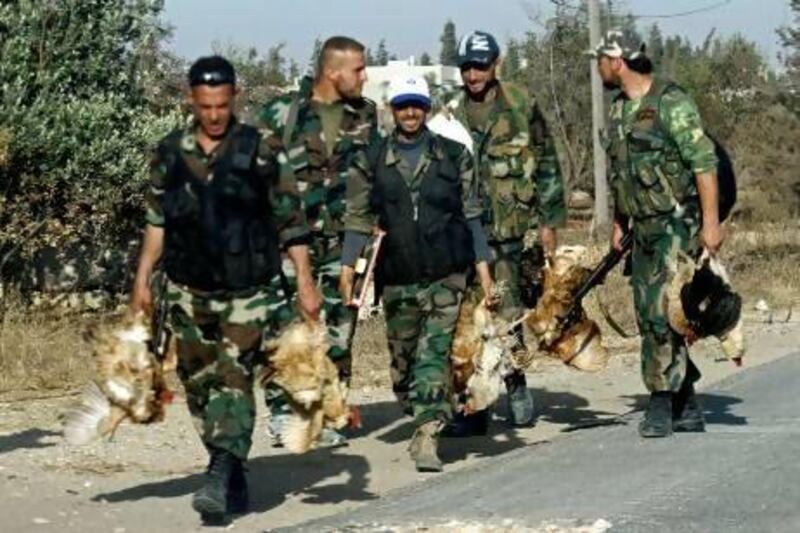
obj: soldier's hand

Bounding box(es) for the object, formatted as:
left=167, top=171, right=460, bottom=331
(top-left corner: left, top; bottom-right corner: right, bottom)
left=476, top=261, right=497, bottom=309
left=297, top=279, right=323, bottom=321
left=130, top=277, right=153, bottom=315
left=611, top=221, right=625, bottom=252
left=539, top=226, right=557, bottom=255
left=339, top=265, right=356, bottom=306
left=701, top=222, right=724, bottom=256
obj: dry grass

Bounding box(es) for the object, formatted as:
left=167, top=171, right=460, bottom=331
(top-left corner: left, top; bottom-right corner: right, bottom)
left=0, top=293, right=94, bottom=394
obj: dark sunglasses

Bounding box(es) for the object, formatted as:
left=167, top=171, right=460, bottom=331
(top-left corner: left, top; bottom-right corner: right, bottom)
left=459, top=62, right=492, bottom=73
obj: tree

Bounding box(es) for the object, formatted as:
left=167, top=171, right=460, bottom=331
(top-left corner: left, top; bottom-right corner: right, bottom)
left=647, top=23, right=665, bottom=70
left=376, top=39, right=390, bottom=66
left=778, top=0, right=800, bottom=88
left=308, top=37, right=323, bottom=75
left=439, top=20, right=458, bottom=66
left=502, top=39, right=522, bottom=81
left=265, top=43, right=288, bottom=87
left=0, top=0, right=181, bottom=289
left=419, top=52, right=432, bottom=66
left=365, top=48, right=377, bottom=66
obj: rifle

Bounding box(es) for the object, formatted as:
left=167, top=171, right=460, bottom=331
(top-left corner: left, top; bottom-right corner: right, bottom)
left=351, top=230, right=386, bottom=309
left=562, top=231, right=634, bottom=322
left=506, top=231, right=634, bottom=333
left=148, top=272, right=171, bottom=361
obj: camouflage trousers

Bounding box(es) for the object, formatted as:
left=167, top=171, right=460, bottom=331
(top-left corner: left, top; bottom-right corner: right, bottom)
left=265, top=235, right=356, bottom=415
left=486, top=239, right=525, bottom=322
left=631, top=209, right=702, bottom=392
left=384, top=272, right=466, bottom=426
left=167, top=276, right=290, bottom=459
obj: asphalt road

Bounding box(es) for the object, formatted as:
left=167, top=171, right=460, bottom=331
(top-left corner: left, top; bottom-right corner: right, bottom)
left=290, top=352, right=800, bottom=532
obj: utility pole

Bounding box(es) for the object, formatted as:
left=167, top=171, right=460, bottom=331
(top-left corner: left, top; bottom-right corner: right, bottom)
left=588, top=0, right=609, bottom=230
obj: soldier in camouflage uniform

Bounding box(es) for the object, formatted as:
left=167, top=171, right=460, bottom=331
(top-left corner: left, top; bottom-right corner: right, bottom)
left=257, top=36, right=380, bottom=447
left=130, top=57, right=321, bottom=522
left=590, top=31, right=723, bottom=437
left=436, top=31, right=567, bottom=434
left=341, top=76, right=494, bottom=472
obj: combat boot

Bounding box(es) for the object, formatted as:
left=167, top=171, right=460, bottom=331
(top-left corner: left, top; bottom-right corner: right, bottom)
left=409, top=420, right=443, bottom=472
left=673, top=383, right=706, bottom=432
left=505, top=370, right=535, bottom=427
left=638, top=392, right=674, bottom=438
left=226, top=460, right=249, bottom=515
left=441, top=409, right=489, bottom=437
left=192, top=447, right=237, bottom=522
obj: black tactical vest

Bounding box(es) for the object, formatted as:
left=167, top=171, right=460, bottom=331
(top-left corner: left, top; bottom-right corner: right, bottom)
left=368, top=134, right=474, bottom=286
left=158, top=125, right=281, bottom=292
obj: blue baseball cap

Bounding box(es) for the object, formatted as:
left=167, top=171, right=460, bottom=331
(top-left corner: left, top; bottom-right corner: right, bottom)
left=457, top=31, right=501, bottom=67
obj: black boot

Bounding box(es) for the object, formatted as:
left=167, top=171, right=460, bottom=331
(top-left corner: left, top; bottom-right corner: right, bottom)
left=639, top=392, right=674, bottom=438
left=673, top=383, right=706, bottom=432
left=441, top=409, right=489, bottom=438
left=192, top=447, right=237, bottom=523
left=226, top=460, right=249, bottom=515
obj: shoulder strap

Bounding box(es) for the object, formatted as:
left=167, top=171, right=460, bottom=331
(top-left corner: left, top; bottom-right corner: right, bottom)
left=364, top=138, right=387, bottom=177
left=281, top=93, right=301, bottom=147
left=232, top=125, right=259, bottom=170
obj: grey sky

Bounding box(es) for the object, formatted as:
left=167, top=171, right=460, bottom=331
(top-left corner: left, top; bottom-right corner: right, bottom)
left=163, top=0, right=792, bottom=69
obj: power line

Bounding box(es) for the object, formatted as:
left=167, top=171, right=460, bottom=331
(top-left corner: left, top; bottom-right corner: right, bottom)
left=630, top=0, right=733, bottom=20
left=548, top=0, right=733, bottom=21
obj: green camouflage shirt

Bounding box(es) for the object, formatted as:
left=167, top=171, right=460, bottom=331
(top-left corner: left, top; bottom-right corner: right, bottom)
left=144, top=121, right=308, bottom=246
left=605, top=78, right=717, bottom=220
left=435, top=82, right=566, bottom=242
left=345, top=128, right=481, bottom=235
left=257, top=76, right=380, bottom=239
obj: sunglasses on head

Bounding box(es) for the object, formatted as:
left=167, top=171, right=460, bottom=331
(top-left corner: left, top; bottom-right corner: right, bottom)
left=190, top=70, right=235, bottom=87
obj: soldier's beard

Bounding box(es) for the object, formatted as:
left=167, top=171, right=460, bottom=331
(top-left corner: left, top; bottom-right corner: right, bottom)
left=603, top=79, right=620, bottom=91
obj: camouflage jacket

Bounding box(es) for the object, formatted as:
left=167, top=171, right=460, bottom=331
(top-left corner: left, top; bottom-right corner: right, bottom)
left=604, top=78, right=717, bottom=220
left=257, top=76, right=379, bottom=241
left=345, top=128, right=482, bottom=236
left=145, top=121, right=308, bottom=247
left=435, top=82, right=566, bottom=242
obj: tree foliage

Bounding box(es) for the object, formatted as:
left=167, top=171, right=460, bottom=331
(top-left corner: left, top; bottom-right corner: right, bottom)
left=0, top=0, right=181, bottom=287
left=439, top=20, right=458, bottom=66
left=212, top=42, right=293, bottom=121
left=376, top=39, right=390, bottom=66
left=778, top=0, right=800, bottom=112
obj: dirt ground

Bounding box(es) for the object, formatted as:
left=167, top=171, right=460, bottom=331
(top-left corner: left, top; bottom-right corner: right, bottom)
left=0, top=309, right=798, bottom=532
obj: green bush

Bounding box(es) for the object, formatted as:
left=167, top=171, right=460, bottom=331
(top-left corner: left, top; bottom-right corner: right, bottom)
left=0, top=0, right=181, bottom=288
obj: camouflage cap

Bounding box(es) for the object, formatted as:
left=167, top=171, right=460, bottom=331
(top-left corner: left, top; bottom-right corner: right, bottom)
left=587, top=30, right=646, bottom=60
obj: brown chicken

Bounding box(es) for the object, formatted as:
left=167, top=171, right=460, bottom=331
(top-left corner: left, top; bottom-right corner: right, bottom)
left=451, top=296, right=515, bottom=414
left=262, top=319, right=349, bottom=453
left=64, top=311, right=174, bottom=445
left=526, top=245, right=609, bottom=372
